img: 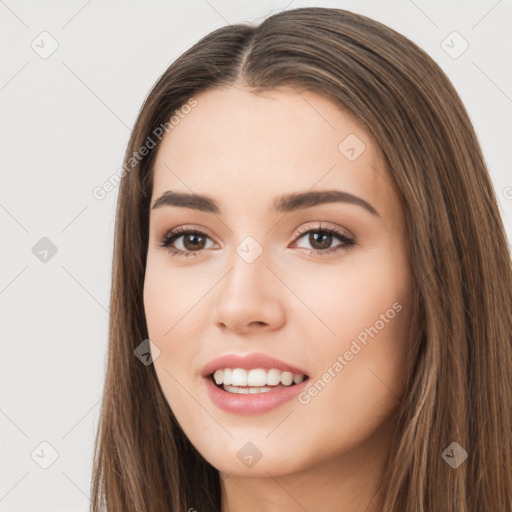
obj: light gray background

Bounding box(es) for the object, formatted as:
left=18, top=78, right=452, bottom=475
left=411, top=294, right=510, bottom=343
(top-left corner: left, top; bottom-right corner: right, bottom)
left=1, top=1, right=511, bottom=510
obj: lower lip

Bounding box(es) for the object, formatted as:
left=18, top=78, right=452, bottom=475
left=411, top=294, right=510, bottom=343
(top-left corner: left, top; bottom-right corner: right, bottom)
left=203, top=375, right=309, bottom=415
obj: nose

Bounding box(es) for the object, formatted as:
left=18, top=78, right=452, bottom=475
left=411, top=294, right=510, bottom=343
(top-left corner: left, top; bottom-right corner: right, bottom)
left=212, top=249, right=286, bottom=334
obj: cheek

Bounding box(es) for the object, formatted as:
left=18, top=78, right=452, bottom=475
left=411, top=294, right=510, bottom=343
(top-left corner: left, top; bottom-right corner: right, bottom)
left=300, top=245, right=412, bottom=417
left=335, top=247, right=412, bottom=384
left=143, top=262, right=191, bottom=397
left=143, top=254, right=203, bottom=342
left=143, top=269, right=199, bottom=430
left=330, top=298, right=410, bottom=425
left=143, top=257, right=207, bottom=400
left=294, top=297, right=411, bottom=462
left=289, top=245, right=410, bottom=340
left=143, top=252, right=165, bottom=329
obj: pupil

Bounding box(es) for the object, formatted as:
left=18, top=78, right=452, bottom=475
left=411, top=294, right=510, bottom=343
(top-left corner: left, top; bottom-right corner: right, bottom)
left=184, top=234, right=205, bottom=251
left=310, top=232, right=331, bottom=250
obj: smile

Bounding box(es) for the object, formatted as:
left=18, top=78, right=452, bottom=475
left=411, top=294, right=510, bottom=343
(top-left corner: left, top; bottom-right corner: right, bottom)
left=202, top=353, right=310, bottom=414
left=211, top=368, right=306, bottom=393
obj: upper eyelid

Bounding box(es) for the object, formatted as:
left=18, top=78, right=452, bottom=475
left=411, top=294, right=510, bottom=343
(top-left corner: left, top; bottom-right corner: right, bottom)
left=162, top=222, right=349, bottom=236
left=294, top=222, right=354, bottom=238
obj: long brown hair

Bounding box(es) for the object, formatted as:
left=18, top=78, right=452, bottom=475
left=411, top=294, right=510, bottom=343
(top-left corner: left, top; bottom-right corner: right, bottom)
left=90, top=7, right=512, bottom=511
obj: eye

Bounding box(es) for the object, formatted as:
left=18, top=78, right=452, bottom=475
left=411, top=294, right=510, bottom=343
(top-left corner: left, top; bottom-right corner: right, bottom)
left=157, top=222, right=356, bottom=258
left=158, top=226, right=216, bottom=258
left=291, top=222, right=356, bottom=256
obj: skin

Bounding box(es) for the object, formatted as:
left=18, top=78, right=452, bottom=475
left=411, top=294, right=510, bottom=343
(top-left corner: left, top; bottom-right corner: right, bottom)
left=143, top=85, right=413, bottom=512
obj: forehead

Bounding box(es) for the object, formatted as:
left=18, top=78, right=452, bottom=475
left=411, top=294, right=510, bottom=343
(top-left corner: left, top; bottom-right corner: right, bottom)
left=151, top=86, right=397, bottom=219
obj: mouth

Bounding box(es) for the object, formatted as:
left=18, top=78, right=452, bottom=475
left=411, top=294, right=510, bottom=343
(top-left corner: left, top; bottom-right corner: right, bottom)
left=201, top=353, right=310, bottom=412
left=209, top=367, right=309, bottom=395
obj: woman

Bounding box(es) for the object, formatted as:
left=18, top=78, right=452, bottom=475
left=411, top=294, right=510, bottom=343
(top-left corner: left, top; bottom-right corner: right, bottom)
left=90, top=7, right=512, bottom=511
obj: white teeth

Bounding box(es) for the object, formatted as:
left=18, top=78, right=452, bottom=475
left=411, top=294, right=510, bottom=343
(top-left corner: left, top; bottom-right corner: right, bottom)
left=281, top=371, right=294, bottom=386
left=231, top=368, right=247, bottom=386
left=213, top=369, right=223, bottom=385
left=267, top=368, right=281, bottom=386
left=247, top=368, right=267, bottom=387
left=211, top=368, right=307, bottom=387
left=293, top=373, right=304, bottom=384
left=224, top=384, right=274, bottom=394
left=223, top=368, right=232, bottom=386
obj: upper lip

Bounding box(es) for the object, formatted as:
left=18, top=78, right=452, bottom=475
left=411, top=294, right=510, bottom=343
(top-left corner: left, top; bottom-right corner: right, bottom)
left=201, top=352, right=309, bottom=378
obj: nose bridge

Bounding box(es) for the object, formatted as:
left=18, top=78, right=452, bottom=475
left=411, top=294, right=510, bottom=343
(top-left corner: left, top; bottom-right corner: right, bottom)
left=223, top=235, right=272, bottom=303
left=213, top=234, right=286, bottom=331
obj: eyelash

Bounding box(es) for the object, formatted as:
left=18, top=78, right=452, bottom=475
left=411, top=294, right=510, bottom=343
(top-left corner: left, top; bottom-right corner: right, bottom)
left=157, top=223, right=356, bottom=258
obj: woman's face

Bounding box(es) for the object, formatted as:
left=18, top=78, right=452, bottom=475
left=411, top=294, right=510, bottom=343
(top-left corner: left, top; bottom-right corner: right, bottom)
left=143, top=85, right=413, bottom=478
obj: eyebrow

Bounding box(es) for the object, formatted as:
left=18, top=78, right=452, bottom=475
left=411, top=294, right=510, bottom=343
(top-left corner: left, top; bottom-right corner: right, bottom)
left=151, top=189, right=380, bottom=217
